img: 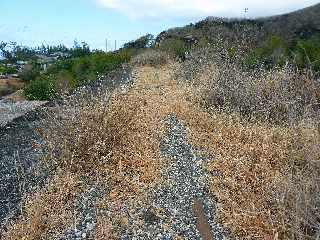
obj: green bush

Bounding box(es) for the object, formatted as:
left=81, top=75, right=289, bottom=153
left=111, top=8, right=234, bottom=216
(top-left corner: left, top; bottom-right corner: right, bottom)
left=244, top=36, right=289, bottom=68
left=293, top=36, right=320, bottom=72
left=22, top=49, right=132, bottom=100
left=24, top=76, right=56, bottom=100
left=0, top=64, right=17, bottom=75
left=0, top=65, right=6, bottom=74
left=158, top=38, right=188, bottom=59
left=68, top=51, right=131, bottom=87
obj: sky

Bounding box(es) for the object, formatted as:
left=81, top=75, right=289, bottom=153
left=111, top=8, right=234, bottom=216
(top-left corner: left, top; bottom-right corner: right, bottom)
left=0, top=0, right=319, bottom=50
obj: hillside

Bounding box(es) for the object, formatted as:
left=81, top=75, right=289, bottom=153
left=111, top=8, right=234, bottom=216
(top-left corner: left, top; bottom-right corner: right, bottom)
left=255, top=3, right=320, bottom=44
left=156, top=3, right=320, bottom=48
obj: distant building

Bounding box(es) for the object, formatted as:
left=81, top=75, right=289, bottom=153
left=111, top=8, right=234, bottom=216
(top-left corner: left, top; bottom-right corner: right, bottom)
left=36, top=54, right=58, bottom=63
left=16, top=60, right=28, bottom=65
left=50, top=52, right=71, bottom=59
left=36, top=52, right=71, bottom=71
left=36, top=54, right=58, bottom=71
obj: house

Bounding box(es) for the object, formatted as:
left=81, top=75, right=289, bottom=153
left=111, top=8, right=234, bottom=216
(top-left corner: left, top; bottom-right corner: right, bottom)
left=36, top=54, right=58, bottom=71
left=16, top=60, right=28, bottom=65
left=50, top=52, right=71, bottom=59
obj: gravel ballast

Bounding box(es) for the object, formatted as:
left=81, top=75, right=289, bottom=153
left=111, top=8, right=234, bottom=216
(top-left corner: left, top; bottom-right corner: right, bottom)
left=120, top=115, right=226, bottom=240
left=0, top=100, right=47, bottom=127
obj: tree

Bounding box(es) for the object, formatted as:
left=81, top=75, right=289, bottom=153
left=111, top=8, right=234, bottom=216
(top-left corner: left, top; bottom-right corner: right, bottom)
left=0, top=41, right=37, bottom=62
left=123, top=34, right=155, bottom=49
left=71, top=40, right=91, bottom=57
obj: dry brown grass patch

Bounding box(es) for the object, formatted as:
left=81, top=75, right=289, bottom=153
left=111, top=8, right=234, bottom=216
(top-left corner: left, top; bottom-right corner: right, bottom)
left=182, top=108, right=320, bottom=239
left=0, top=78, right=24, bottom=98
left=3, top=173, right=83, bottom=240
left=173, top=49, right=320, bottom=238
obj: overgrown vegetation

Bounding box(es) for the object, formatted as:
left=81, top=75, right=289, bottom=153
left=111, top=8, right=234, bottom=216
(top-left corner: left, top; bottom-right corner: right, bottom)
left=157, top=38, right=188, bottom=59
left=0, top=64, right=17, bottom=75
left=175, top=42, right=320, bottom=239
left=0, top=40, right=134, bottom=100
left=3, top=44, right=320, bottom=239
left=21, top=50, right=132, bottom=100
left=23, top=76, right=56, bottom=100
left=245, top=34, right=320, bottom=72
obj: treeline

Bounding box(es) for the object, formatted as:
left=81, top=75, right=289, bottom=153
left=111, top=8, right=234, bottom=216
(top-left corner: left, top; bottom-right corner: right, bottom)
left=0, top=40, right=91, bottom=63
left=0, top=38, right=157, bottom=100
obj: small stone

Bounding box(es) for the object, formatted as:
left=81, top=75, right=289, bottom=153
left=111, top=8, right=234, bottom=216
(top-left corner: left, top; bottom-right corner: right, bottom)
left=87, top=222, right=94, bottom=231
left=120, top=217, right=129, bottom=226
left=143, top=208, right=160, bottom=225
left=75, top=231, right=82, bottom=237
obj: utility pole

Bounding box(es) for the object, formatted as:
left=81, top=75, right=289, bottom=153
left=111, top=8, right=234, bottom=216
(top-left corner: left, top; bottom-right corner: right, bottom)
left=106, top=39, right=108, bottom=53
left=244, top=8, right=249, bottom=19
left=114, top=40, right=117, bottom=51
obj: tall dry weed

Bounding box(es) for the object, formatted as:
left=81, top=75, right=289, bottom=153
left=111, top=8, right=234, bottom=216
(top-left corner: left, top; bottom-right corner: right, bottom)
left=174, top=47, right=320, bottom=239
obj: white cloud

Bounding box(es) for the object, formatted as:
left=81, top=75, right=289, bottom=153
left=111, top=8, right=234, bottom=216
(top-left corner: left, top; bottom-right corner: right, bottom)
left=97, top=0, right=320, bottom=19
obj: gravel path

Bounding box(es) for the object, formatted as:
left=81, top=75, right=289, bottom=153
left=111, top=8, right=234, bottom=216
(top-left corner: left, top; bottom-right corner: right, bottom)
left=121, top=115, right=225, bottom=240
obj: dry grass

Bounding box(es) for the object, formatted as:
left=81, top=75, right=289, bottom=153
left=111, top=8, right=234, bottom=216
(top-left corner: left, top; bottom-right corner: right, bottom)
left=3, top=61, right=195, bottom=238
left=174, top=48, right=320, bottom=239
left=131, top=49, right=169, bottom=67
left=94, top=63, right=200, bottom=239
left=177, top=47, right=320, bottom=123
left=3, top=173, right=83, bottom=240
left=0, top=78, right=24, bottom=98
left=183, top=110, right=320, bottom=239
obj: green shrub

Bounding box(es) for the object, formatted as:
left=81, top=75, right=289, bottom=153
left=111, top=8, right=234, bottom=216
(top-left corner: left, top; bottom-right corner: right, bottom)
left=0, top=65, right=6, bottom=74
left=0, top=65, right=17, bottom=75
left=24, top=76, right=56, bottom=100
left=69, top=51, right=131, bottom=87
left=22, top=50, right=132, bottom=100
left=158, top=38, right=188, bottom=59
left=293, top=35, right=320, bottom=72
left=244, top=36, right=289, bottom=68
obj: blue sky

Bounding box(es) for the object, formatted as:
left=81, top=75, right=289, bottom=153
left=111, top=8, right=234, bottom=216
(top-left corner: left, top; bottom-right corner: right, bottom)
left=0, top=0, right=319, bottom=50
